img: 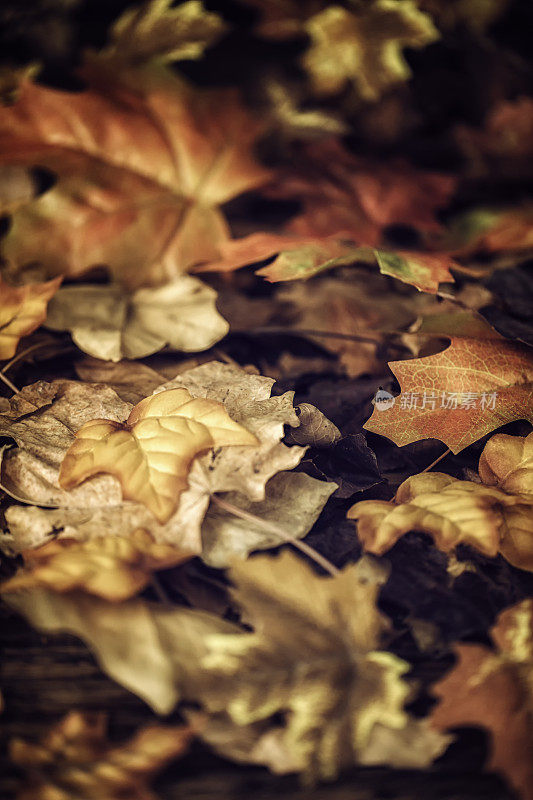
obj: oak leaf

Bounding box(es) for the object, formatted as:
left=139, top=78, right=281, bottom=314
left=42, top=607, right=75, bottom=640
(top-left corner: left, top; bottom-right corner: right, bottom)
left=1, top=529, right=192, bottom=601
left=102, top=0, right=227, bottom=66
left=430, top=600, right=533, bottom=800
left=0, top=365, right=332, bottom=562
left=10, top=711, right=193, bottom=800
left=302, top=2, right=439, bottom=100
left=364, top=313, right=533, bottom=452
left=0, top=276, right=62, bottom=360
left=59, top=386, right=258, bottom=523
left=45, top=276, right=229, bottom=361
left=0, top=68, right=271, bottom=287
left=195, top=551, right=449, bottom=779
left=5, top=588, right=239, bottom=713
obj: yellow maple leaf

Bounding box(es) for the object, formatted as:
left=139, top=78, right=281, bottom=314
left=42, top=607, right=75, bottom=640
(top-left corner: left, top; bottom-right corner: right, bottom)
left=1, top=529, right=192, bottom=601
left=59, top=387, right=258, bottom=523
left=0, top=275, right=62, bottom=360
left=303, top=2, right=439, bottom=100
left=196, top=551, right=448, bottom=779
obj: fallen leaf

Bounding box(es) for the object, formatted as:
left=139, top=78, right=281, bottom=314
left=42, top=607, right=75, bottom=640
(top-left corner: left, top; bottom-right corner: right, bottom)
left=257, top=240, right=366, bottom=282
left=45, top=276, right=229, bottom=361
left=59, top=386, right=258, bottom=523
left=278, top=270, right=431, bottom=377
left=5, top=588, right=239, bottom=713
left=0, top=276, right=62, bottom=360
left=284, top=402, right=342, bottom=447
left=1, top=529, right=192, bottom=601
left=364, top=313, right=533, bottom=452
left=0, top=67, right=271, bottom=286
left=267, top=138, right=456, bottom=247
left=102, top=0, right=226, bottom=66
left=479, top=431, right=533, bottom=495
left=374, top=249, right=457, bottom=293
left=75, top=358, right=166, bottom=404
left=456, top=97, right=533, bottom=179
left=349, top=430, right=533, bottom=570
left=0, top=364, right=332, bottom=562
left=302, top=2, right=438, bottom=100
left=10, top=710, right=193, bottom=800
left=195, top=551, right=448, bottom=779
left=430, top=599, right=533, bottom=800
left=348, top=470, right=533, bottom=568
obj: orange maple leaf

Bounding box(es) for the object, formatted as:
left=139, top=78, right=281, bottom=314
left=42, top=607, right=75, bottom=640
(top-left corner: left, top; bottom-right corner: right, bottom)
left=364, top=313, right=533, bottom=452
left=0, top=66, right=271, bottom=287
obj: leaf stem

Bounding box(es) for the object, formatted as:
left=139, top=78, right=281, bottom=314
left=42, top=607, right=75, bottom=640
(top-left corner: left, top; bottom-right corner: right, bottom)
left=1, top=341, right=50, bottom=375
left=210, top=493, right=340, bottom=576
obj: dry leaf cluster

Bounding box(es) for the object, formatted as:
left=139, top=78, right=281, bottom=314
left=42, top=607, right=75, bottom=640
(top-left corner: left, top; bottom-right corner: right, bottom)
left=0, top=1, right=532, bottom=798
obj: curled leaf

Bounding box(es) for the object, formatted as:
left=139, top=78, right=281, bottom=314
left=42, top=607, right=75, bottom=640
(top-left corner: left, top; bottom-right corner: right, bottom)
left=59, top=387, right=258, bottom=523
left=0, top=276, right=62, bottom=360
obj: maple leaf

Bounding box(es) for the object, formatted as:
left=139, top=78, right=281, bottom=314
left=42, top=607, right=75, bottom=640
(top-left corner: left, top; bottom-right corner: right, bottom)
left=374, top=249, right=457, bottom=293
left=0, top=275, right=62, bottom=360
left=430, top=600, right=533, bottom=800
left=267, top=139, right=456, bottom=248
left=59, top=386, right=258, bottom=523
left=444, top=205, right=533, bottom=259
left=195, top=551, right=448, bottom=779
left=0, top=529, right=192, bottom=601
left=10, top=711, right=193, bottom=800
left=45, top=276, right=229, bottom=361
left=302, top=2, right=439, bottom=100
left=102, top=0, right=227, bottom=66
left=0, top=67, right=271, bottom=287
left=5, top=588, right=240, bottom=713
left=364, top=312, right=533, bottom=452
left=347, top=470, right=533, bottom=569
left=0, top=365, right=333, bottom=562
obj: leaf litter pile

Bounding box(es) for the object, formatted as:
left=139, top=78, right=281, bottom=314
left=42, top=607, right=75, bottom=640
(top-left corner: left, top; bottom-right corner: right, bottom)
left=0, top=1, right=532, bottom=798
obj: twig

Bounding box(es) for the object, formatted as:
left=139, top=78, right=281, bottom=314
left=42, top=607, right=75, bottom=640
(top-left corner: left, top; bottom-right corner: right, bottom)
left=420, top=447, right=452, bottom=473
left=1, top=341, right=51, bottom=375
left=210, top=493, right=340, bottom=576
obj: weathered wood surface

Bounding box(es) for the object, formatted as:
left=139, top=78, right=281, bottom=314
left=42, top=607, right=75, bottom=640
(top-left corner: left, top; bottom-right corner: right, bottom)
left=0, top=600, right=515, bottom=800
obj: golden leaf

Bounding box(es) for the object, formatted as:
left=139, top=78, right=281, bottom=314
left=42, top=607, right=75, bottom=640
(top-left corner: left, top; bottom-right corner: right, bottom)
left=10, top=710, right=193, bottom=800
left=348, top=432, right=533, bottom=570
left=430, top=600, right=533, bottom=800
left=59, top=387, right=258, bottom=523
left=0, top=275, right=62, bottom=360
left=1, top=529, right=192, bottom=601
left=195, top=551, right=448, bottom=779
left=302, top=2, right=439, bottom=100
